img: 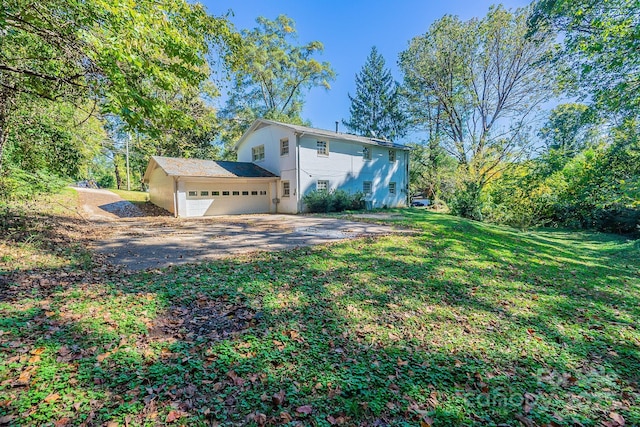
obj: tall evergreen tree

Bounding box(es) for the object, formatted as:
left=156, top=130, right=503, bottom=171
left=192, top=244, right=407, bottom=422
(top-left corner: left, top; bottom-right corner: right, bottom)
left=342, top=46, right=406, bottom=140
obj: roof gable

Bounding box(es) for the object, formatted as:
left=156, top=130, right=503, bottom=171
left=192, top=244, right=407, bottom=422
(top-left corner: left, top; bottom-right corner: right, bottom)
left=234, top=119, right=411, bottom=151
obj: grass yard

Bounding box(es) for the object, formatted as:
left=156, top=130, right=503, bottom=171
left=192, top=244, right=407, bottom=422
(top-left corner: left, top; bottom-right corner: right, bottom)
left=1, top=194, right=639, bottom=426
left=108, top=189, right=149, bottom=204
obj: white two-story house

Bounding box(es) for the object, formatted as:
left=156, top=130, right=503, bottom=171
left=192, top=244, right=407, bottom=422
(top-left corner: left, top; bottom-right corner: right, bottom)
left=143, top=119, right=410, bottom=217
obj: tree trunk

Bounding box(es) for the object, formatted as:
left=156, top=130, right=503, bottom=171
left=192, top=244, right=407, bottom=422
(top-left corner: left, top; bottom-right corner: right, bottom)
left=0, top=86, right=12, bottom=172
left=114, top=160, right=122, bottom=190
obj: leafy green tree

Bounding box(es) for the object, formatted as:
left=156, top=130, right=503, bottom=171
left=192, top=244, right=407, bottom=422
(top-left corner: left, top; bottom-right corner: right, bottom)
left=408, top=142, right=456, bottom=203
left=220, top=15, right=335, bottom=156
left=400, top=5, right=554, bottom=219
left=343, top=47, right=406, bottom=140
left=0, top=0, right=238, bottom=168
left=4, top=99, right=105, bottom=180
left=539, top=103, right=598, bottom=155
left=530, top=0, right=640, bottom=120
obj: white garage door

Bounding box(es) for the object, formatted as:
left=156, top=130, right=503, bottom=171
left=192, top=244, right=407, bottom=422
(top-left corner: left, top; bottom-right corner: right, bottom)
left=185, top=181, right=271, bottom=216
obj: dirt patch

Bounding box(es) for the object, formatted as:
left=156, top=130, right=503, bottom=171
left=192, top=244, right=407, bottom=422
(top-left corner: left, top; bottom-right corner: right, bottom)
left=75, top=188, right=145, bottom=220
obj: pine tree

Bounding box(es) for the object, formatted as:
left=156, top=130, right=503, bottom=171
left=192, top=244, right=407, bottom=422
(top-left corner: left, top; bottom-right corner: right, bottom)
left=343, top=47, right=406, bottom=140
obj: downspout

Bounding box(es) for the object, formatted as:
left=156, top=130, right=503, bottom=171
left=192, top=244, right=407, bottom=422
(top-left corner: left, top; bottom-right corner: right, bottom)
left=405, top=150, right=410, bottom=207
left=296, top=132, right=302, bottom=213
left=173, top=176, right=179, bottom=218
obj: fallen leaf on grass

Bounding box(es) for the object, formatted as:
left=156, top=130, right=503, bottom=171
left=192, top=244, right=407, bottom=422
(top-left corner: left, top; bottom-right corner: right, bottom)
left=15, top=370, right=31, bottom=386
left=608, top=412, right=625, bottom=426
left=272, top=390, right=286, bottom=406
left=96, top=352, right=111, bottom=362
left=0, top=415, right=16, bottom=425
left=166, top=410, right=188, bottom=423
left=44, top=393, right=60, bottom=403
left=51, top=418, right=71, bottom=427
left=280, top=412, right=292, bottom=423
left=296, top=405, right=313, bottom=415
left=420, top=418, right=434, bottom=427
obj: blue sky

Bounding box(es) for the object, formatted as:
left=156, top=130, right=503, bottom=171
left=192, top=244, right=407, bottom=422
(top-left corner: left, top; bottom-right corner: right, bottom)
left=203, top=0, right=533, bottom=141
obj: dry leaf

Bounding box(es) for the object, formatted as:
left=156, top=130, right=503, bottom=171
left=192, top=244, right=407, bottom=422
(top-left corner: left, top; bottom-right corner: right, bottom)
left=0, top=415, right=16, bottom=425
left=53, top=418, right=71, bottom=427
left=420, top=417, right=434, bottom=427
left=280, top=412, right=292, bottom=423
left=165, top=410, right=187, bottom=423
left=253, top=413, right=267, bottom=425
left=296, top=405, right=313, bottom=415
left=44, top=393, right=61, bottom=403
left=272, top=390, right=286, bottom=406
left=609, top=412, right=625, bottom=426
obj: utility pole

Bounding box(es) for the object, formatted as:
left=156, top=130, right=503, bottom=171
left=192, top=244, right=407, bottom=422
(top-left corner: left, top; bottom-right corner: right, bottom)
left=126, top=133, right=131, bottom=191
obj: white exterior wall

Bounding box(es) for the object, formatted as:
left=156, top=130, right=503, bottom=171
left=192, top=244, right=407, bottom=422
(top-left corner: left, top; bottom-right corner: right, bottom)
left=236, top=123, right=409, bottom=213
left=148, top=166, right=175, bottom=214
left=175, top=178, right=276, bottom=217
left=237, top=125, right=299, bottom=214
left=297, top=136, right=408, bottom=210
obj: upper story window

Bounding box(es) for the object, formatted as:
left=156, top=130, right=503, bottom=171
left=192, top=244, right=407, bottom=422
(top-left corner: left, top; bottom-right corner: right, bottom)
left=363, top=181, right=372, bottom=195
left=389, top=149, right=396, bottom=162
left=317, top=180, right=329, bottom=191
left=252, top=145, right=265, bottom=162
left=280, top=138, right=289, bottom=156
left=362, top=146, right=371, bottom=160
left=317, top=140, right=329, bottom=156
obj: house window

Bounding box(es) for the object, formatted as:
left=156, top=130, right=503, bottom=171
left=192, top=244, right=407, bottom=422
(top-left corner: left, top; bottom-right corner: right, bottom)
left=188, top=191, right=197, bottom=197
left=363, top=181, right=372, bottom=195
left=259, top=190, right=267, bottom=195
left=200, top=191, right=209, bottom=197
left=317, top=140, right=329, bottom=156
left=362, top=146, right=371, bottom=160
left=212, top=191, right=220, bottom=196
left=232, top=191, right=240, bottom=196
left=317, top=180, right=329, bottom=191
left=222, top=191, right=229, bottom=196
left=251, top=191, right=258, bottom=196
left=280, top=138, right=289, bottom=156
left=252, top=145, right=265, bottom=162
left=389, top=182, right=396, bottom=195
left=389, top=150, right=396, bottom=162
left=242, top=191, right=249, bottom=196
left=282, top=181, right=290, bottom=197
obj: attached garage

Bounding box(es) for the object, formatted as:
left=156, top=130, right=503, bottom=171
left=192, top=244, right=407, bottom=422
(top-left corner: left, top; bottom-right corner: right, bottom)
left=143, top=156, right=279, bottom=217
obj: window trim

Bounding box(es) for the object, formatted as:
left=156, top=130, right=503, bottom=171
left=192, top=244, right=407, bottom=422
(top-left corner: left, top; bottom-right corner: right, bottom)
left=282, top=181, right=290, bottom=197
left=362, top=146, right=371, bottom=161
left=280, top=138, right=289, bottom=156
left=388, top=149, right=396, bottom=162
left=363, top=181, right=373, bottom=195
left=252, top=144, right=265, bottom=162
left=316, top=140, right=329, bottom=156
left=389, top=182, right=396, bottom=195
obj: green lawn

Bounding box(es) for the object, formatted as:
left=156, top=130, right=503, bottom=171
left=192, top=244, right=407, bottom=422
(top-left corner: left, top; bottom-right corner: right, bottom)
left=108, top=189, right=149, bottom=203
left=1, top=201, right=638, bottom=426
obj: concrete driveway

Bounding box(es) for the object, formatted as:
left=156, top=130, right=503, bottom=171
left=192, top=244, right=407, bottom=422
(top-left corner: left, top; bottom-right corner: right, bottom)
left=75, top=188, right=404, bottom=270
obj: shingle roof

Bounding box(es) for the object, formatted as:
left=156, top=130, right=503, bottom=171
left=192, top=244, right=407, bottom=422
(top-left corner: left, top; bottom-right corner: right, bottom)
left=235, top=119, right=412, bottom=151
left=146, top=156, right=278, bottom=180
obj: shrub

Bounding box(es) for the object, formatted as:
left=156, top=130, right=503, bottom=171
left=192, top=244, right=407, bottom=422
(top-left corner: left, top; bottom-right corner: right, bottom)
left=302, top=190, right=365, bottom=213
left=97, top=173, right=115, bottom=189
left=0, top=167, right=67, bottom=200
left=449, top=182, right=483, bottom=221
